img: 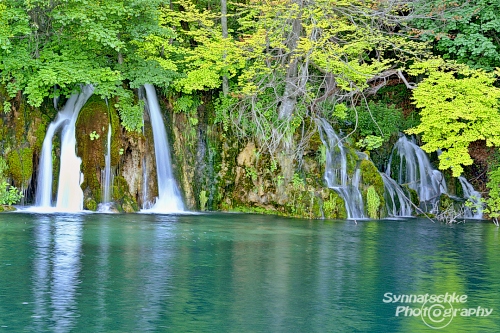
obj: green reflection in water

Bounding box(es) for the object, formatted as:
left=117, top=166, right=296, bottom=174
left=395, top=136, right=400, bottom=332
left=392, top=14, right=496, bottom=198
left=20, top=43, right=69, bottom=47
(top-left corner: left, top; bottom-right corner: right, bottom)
left=0, top=213, right=498, bottom=332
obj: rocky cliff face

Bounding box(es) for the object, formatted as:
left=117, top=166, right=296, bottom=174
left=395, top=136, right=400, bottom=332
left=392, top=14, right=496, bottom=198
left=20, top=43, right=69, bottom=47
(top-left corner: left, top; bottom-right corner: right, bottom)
left=0, top=86, right=428, bottom=219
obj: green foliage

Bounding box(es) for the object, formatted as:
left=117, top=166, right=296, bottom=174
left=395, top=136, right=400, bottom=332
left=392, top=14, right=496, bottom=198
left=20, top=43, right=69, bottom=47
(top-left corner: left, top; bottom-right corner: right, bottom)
left=0, top=0, right=176, bottom=115
left=245, top=166, right=258, bottom=182
left=366, top=186, right=380, bottom=219
left=89, top=131, right=100, bottom=141
left=407, top=60, right=500, bottom=177
left=199, top=190, right=208, bottom=211
left=2, top=100, right=11, bottom=113
left=333, top=103, right=348, bottom=120
left=0, top=157, right=7, bottom=177
left=357, top=135, right=384, bottom=151
left=7, top=148, right=33, bottom=188
left=323, top=191, right=346, bottom=219
left=411, top=0, right=500, bottom=70
left=0, top=181, right=23, bottom=205
left=292, top=173, right=305, bottom=191
left=0, top=156, right=22, bottom=205
left=138, top=0, right=245, bottom=94
left=214, top=93, right=237, bottom=131
left=346, top=101, right=405, bottom=141
left=483, top=167, right=500, bottom=221
left=114, top=87, right=144, bottom=132
left=85, top=198, right=98, bottom=212
left=173, top=95, right=200, bottom=114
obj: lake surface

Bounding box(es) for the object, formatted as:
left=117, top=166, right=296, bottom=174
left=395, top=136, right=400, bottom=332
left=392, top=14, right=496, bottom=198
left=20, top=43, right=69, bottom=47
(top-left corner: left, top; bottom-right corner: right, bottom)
left=0, top=212, right=498, bottom=332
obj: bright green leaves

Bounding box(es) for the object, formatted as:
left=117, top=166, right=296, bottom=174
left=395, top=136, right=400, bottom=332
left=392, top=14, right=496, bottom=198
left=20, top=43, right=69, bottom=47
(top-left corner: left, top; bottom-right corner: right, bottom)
left=1, top=0, right=174, bottom=132
left=114, top=86, right=144, bottom=132
left=407, top=60, right=500, bottom=176
left=22, top=46, right=122, bottom=106
left=348, top=101, right=405, bottom=140
left=484, top=166, right=500, bottom=220
left=0, top=3, right=30, bottom=53
left=140, top=0, right=245, bottom=94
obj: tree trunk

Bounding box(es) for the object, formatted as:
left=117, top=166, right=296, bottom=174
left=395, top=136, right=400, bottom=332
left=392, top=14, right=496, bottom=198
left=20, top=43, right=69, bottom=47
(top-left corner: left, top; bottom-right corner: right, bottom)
left=221, top=0, right=229, bottom=96
left=278, top=1, right=303, bottom=119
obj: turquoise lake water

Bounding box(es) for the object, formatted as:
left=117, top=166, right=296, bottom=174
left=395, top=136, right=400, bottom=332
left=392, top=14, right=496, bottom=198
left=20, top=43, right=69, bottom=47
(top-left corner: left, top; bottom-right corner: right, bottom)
left=0, top=212, right=498, bottom=332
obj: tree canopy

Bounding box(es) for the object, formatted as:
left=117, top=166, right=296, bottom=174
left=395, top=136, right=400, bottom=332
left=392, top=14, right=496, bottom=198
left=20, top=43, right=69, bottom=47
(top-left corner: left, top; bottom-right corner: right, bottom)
left=2, top=0, right=500, bottom=218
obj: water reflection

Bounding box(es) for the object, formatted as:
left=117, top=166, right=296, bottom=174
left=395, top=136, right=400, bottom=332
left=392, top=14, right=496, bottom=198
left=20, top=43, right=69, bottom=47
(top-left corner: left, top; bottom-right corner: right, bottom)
left=0, top=213, right=498, bottom=332
left=135, top=215, right=177, bottom=332
left=31, top=214, right=83, bottom=333
left=94, top=215, right=110, bottom=332
left=32, top=216, right=51, bottom=332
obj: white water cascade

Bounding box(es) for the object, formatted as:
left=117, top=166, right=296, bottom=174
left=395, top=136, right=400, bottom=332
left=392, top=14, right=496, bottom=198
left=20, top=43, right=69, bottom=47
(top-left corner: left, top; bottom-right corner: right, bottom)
left=142, top=84, right=184, bottom=213
left=318, top=118, right=366, bottom=219
left=386, top=136, right=447, bottom=207
left=382, top=173, right=413, bottom=217
left=35, top=85, right=94, bottom=211
left=458, top=176, right=483, bottom=219
left=98, top=123, right=114, bottom=212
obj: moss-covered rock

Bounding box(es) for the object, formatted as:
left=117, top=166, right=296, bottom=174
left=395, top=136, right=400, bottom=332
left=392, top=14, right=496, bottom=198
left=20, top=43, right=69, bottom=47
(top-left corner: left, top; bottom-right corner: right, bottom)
left=360, top=159, right=385, bottom=218
left=7, top=148, right=33, bottom=189
left=366, top=185, right=381, bottom=219
left=85, top=197, right=98, bottom=211
left=402, top=184, right=419, bottom=207
left=76, top=96, right=114, bottom=207
left=0, top=205, right=16, bottom=212
left=112, top=176, right=139, bottom=212
left=322, top=190, right=347, bottom=219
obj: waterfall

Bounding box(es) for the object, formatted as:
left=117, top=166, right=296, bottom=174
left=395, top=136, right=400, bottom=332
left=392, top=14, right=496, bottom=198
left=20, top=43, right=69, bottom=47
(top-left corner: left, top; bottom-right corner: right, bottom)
left=382, top=173, right=413, bottom=217
left=386, top=136, right=447, bottom=206
left=142, top=84, right=184, bottom=213
left=318, top=118, right=366, bottom=219
left=458, top=176, right=483, bottom=219
left=35, top=85, right=94, bottom=210
left=142, top=156, right=151, bottom=209
left=103, top=123, right=112, bottom=203
left=98, top=123, right=113, bottom=212
left=385, top=135, right=483, bottom=218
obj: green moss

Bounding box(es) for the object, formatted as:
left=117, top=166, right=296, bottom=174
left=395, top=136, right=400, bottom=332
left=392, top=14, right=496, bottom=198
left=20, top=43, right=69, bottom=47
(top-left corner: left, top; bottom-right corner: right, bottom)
left=76, top=96, right=111, bottom=206
left=14, top=103, right=26, bottom=143
left=345, top=146, right=359, bottom=176
left=402, top=185, right=419, bottom=206
left=231, top=205, right=279, bottom=215
left=199, top=190, right=208, bottom=211
left=360, top=160, right=383, bottom=189
left=0, top=205, right=16, bottom=212
left=322, top=190, right=347, bottom=219
left=359, top=159, right=385, bottom=218
left=85, top=198, right=97, bottom=211
left=7, top=148, right=33, bottom=188
left=0, top=118, right=6, bottom=144
left=438, top=193, right=453, bottom=211
left=34, top=115, right=49, bottom=152
left=112, top=176, right=139, bottom=212
left=366, top=186, right=381, bottom=219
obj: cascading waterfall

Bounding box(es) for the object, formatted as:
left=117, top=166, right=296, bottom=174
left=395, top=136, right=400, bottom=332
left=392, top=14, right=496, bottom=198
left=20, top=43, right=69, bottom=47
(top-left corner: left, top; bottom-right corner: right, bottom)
left=142, top=84, right=184, bottom=213
left=35, top=85, right=94, bottom=211
left=382, top=173, right=413, bottom=217
left=141, top=111, right=151, bottom=209
left=102, top=123, right=112, bottom=203
left=142, top=156, right=151, bottom=209
left=385, top=135, right=483, bottom=218
left=386, top=136, right=447, bottom=208
left=98, top=123, right=114, bottom=212
left=458, top=176, right=483, bottom=219
left=317, top=118, right=366, bottom=219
